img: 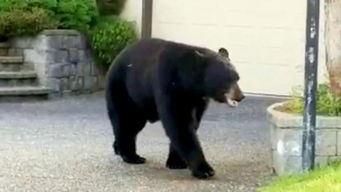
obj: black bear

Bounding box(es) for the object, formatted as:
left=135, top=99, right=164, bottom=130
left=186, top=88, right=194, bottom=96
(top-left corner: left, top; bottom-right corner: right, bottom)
left=105, top=38, right=244, bottom=179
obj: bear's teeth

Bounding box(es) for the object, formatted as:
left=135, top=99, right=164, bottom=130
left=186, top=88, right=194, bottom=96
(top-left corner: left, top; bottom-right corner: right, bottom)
left=227, top=99, right=239, bottom=107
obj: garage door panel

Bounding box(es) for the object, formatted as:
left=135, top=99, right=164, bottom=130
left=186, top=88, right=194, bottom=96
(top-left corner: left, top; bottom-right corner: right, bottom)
left=216, top=0, right=305, bottom=15
left=152, top=0, right=308, bottom=95
left=217, top=26, right=305, bottom=48
left=228, top=45, right=305, bottom=67
left=154, top=23, right=305, bottom=55
left=237, top=64, right=303, bottom=95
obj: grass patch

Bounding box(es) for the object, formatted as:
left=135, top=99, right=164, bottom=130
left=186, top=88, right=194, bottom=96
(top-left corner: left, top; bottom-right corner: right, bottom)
left=259, top=161, right=341, bottom=192
left=275, top=84, right=341, bottom=116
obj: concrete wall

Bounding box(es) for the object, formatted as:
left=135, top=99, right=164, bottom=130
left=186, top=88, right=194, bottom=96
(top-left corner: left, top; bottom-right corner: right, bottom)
left=121, top=0, right=328, bottom=96
left=9, top=30, right=104, bottom=96
left=268, top=102, right=341, bottom=175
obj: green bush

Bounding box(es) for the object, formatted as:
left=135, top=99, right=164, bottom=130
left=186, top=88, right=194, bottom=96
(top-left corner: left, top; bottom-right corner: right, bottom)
left=89, top=16, right=137, bottom=69
left=0, top=8, right=58, bottom=40
left=0, top=0, right=57, bottom=12
left=277, top=84, right=341, bottom=116
left=96, top=0, right=127, bottom=15
left=55, top=0, right=98, bottom=31
left=0, top=0, right=98, bottom=35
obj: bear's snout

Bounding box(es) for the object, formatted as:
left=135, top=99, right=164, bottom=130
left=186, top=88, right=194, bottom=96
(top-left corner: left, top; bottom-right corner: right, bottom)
left=225, top=83, right=245, bottom=107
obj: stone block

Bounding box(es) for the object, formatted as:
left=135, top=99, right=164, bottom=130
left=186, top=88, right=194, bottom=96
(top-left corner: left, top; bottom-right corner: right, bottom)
left=316, top=117, right=341, bottom=128
left=84, top=76, right=95, bottom=90
left=0, top=48, right=8, bottom=56
left=316, top=130, right=337, bottom=156
left=98, top=75, right=106, bottom=89
left=338, top=131, right=341, bottom=155
left=8, top=48, right=23, bottom=56
left=78, top=50, right=88, bottom=62
left=46, top=50, right=69, bottom=63
left=76, top=63, right=84, bottom=76
left=23, top=49, right=45, bottom=64
left=61, top=36, right=82, bottom=49
left=69, top=48, right=79, bottom=63
left=90, top=61, right=100, bottom=76
left=274, top=129, right=302, bottom=156
left=46, top=35, right=63, bottom=49
left=77, top=76, right=84, bottom=89
left=60, top=78, right=70, bottom=92
left=270, top=124, right=277, bottom=150
left=69, top=64, right=77, bottom=76
left=48, top=63, right=74, bottom=78
left=329, top=156, right=341, bottom=163
left=47, top=78, right=61, bottom=93
left=10, top=37, right=34, bottom=49
left=78, top=35, right=88, bottom=49
left=42, top=30, right=80, bottom=36
left=69, top=76, right=79, bottom=91
left=315, top=156, right=329, bottom=167
left=83, top=62, right=91, bottom=76
left=272, top=152, right=302, bottom=175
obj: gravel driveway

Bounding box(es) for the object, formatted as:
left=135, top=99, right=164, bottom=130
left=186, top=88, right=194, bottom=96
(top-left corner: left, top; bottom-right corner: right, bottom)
left=0, top=92, right=282, bottom=192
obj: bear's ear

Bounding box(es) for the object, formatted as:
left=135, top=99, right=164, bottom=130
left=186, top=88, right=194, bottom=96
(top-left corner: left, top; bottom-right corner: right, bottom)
left=218, top=48, right=229, bottom=58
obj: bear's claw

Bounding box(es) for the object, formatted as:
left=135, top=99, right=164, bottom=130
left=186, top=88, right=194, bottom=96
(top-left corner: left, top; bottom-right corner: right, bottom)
left=192, top=162, right=215, bottom=179
left=166, top=160, right=188, bottom=169
left=122, top=155, right=146, bottom=164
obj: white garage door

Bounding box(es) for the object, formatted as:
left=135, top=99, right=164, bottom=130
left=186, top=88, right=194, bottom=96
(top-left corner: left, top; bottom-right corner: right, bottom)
left=152, top=0, right=309, bottom=96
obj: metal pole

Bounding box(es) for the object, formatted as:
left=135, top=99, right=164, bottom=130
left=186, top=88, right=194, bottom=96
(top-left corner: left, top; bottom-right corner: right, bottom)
left=142, top=0, right=153, bottom=39
left=302, top=0, right=320, bottom=172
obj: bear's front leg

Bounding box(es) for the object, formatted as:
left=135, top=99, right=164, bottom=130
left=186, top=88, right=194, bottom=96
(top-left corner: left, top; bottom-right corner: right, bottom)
left=166, top=144, right=188, bottom=169
left=157, top=100, right=214, bottom=178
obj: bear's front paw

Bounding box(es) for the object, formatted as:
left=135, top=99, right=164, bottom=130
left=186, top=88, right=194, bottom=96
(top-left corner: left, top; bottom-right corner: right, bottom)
left=192, top=162, right=215, bottom=179
left=166, top=158, right=188, bottom=169
left=122, top=154, right=146, bottom=164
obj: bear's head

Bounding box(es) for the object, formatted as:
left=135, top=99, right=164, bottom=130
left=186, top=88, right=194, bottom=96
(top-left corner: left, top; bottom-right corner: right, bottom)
left=196, top=48, right=245, bottom=107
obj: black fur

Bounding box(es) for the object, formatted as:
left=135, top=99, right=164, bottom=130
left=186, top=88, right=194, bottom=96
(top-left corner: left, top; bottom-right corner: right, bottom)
left=105, top=38, right=243, bottom=178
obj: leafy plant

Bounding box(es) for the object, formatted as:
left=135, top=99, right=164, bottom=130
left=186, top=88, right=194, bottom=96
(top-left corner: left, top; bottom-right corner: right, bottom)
left=55, top=0, right=98, bottom=31
left=0, top=0, right=98, bottom=35
left=0, top=7, right=58, bottom=40
left=96, top=0, right=127, bottom=16
left=277, top=84, right=341, bottom=116
left=89, top=16, right=137, bottom=69
left=0, top=0, right=57, bottom=12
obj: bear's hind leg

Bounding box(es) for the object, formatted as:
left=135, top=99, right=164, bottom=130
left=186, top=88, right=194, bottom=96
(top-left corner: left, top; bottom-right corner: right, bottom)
left=112, top=112, right=146, bottom=164
left=106, top=86, right=147, bottom=164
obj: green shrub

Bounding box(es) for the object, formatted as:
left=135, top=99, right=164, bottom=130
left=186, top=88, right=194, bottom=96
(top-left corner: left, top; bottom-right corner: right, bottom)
left=55, top=0, right=98, bottom=31
left=0, top=0, right=98, bottom=33
left=0, top=8, right=58, bottom=40
left=277, top=84, right=341, bottom=116
left=96, top=0, right=127, bottom=15
left=89, top=16, right=137, bottom=69
left=0, top=0, right=57, bottom=12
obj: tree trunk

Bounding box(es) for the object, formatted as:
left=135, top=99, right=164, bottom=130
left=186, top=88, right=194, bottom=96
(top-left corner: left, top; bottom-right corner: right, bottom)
left=325, top=0, right=341, bottom=96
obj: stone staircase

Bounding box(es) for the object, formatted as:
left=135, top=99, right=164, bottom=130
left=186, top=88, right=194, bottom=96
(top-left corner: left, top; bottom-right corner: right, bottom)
left=0, top=42, right=50, bottom=101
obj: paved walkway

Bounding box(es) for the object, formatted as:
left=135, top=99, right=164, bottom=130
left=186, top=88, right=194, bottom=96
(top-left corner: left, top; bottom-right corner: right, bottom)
left=0, top=92, right=282, bottom=192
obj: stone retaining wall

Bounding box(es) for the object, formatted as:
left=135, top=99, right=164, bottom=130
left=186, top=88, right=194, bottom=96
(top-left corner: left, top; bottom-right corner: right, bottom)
left=267, top=102, right=341, bottom=175
left=9, top=30, right=105, bottom=96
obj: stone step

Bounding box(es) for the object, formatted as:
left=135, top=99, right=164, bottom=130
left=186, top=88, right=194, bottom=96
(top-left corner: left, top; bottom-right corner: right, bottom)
left=0, top=71, right=38, bottom=87
left=0, top=43, right=10, bottom=56
left=0, top=86, right=50, bottom=102
left=0, top=56, right=23, bottom=64
left=0, top=71, right=37, bottom=79
left=0, top=78, right=38, bottom=87
left=0, top=62, right=33, bottom=72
